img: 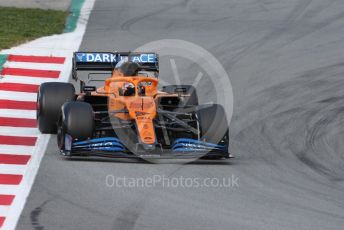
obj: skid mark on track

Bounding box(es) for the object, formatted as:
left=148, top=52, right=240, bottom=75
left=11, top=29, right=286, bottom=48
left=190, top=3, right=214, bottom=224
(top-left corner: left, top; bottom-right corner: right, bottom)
left=285, top=0, right=313, bottom=23
left=120, top=0, right=190, bottom=31
left=110, top=165, right=186, bottom=230
left=30, top=200, right=50, bottom=230
left=282, top=11, right=344, bottom=47
left=112, top=201, right=146, bottom=230
left=43, top=187, right=112, bottom=218
left=235, top=61, right=344, bottom=181
left=227, top=0, right=312, bottom=64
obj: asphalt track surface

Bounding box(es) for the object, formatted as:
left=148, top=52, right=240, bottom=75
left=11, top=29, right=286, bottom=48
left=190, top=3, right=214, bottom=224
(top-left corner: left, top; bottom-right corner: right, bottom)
left=17, top=0, right=344, bottom=229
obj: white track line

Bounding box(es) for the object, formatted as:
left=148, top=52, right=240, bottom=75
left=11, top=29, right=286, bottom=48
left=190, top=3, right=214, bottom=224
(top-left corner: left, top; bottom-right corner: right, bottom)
left=0, top=165, right=27, bottom=175
left=4, top=62, right=64, bottom=71
left=0, top=149, right=33, bottom=156
left=0, top=92, right=36, bottom=102
left=0, top=207, right=11, bottom=217
left=5, top=134, right=50, bottom=230
left=0, top=110, right=36, bottom=119
left=0, top=145, right=34, bottom=154
left=0, top=127, right=39, bottom=137
left=0, top=75, right=63, bottom=85
left=0, top=186, right=19, bottom=196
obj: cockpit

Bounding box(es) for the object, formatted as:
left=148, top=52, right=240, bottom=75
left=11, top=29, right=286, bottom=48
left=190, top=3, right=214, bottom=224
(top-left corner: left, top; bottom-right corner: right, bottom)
left=115, top=61, right=153, bottom=97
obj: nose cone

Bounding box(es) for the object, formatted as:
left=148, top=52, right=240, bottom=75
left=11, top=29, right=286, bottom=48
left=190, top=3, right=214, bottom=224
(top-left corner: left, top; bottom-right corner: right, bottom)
left=136, top=121, right=156, bottom=144
left=142, top=144, right=156, bottom=151
left=128, top=97, right=157, bottom=145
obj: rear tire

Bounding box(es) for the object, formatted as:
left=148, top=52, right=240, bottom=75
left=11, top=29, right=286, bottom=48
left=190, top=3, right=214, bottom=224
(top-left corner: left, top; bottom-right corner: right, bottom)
left=37, top=82, right=75, bottom=133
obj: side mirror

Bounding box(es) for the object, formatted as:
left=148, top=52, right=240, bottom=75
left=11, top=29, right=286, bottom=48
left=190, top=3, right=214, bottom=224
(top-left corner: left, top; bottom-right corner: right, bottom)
left=83, top=86, right=96, bottom=93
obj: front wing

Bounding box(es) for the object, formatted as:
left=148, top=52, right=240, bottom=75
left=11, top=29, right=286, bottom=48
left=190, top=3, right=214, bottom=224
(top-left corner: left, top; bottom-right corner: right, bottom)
left=61, top=136, right=228, bottom=159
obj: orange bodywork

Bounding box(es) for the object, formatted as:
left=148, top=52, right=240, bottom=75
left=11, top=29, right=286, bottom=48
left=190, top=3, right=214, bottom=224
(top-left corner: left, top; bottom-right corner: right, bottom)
left=89, top=69, right=172, bottom=145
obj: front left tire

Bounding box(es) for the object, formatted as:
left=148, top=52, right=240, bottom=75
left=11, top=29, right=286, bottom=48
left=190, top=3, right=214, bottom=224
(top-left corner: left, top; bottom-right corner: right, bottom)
left=37, top=82, right=75, bottom=133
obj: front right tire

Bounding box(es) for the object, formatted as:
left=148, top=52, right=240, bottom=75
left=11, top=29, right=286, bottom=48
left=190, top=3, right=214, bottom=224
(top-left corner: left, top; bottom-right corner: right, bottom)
left=196, top=104, right=229, bottom=158
left=57, top=101, right=95, bottom=152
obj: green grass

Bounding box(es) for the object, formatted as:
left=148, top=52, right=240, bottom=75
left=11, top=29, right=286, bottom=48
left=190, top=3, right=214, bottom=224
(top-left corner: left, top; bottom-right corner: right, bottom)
left=0, top=7, right=67, bottom=50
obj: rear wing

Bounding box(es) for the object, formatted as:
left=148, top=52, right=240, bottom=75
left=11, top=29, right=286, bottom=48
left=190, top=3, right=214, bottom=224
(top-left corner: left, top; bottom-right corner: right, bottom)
left=72, top=52, right=159, bottom=80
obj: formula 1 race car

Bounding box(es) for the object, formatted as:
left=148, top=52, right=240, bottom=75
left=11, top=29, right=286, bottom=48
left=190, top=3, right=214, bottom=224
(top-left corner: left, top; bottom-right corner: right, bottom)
left=36, top=52, right=230, bottom=159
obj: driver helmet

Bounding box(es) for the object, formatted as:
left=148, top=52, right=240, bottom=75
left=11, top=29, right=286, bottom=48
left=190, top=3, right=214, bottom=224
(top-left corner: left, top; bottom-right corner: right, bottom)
left=122, top=82, right=135, bottom=96
left=115, top=60, right=140, bottom=76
